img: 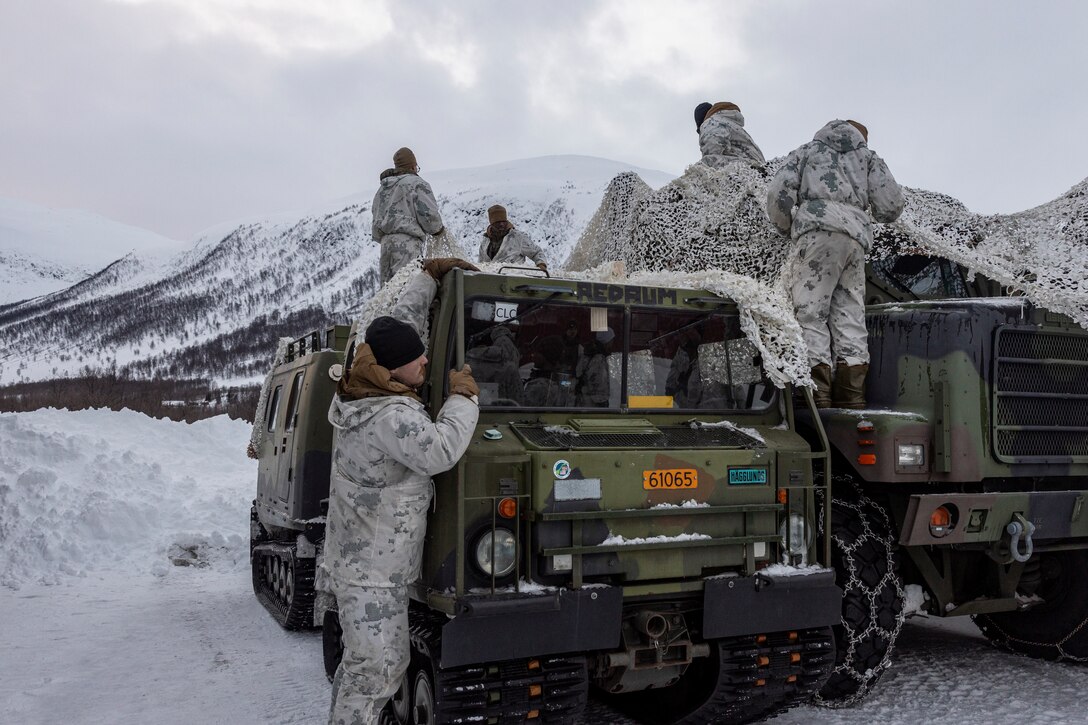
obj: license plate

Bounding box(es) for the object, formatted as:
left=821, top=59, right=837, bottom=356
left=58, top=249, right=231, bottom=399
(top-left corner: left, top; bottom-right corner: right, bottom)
left=643, top=468, right=698, bottom=490
left=728, top=467, right=768, bottom=485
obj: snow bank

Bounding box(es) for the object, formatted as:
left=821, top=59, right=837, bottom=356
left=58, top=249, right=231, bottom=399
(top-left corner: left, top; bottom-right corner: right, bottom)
left=0, top=408, right=255, bottom=588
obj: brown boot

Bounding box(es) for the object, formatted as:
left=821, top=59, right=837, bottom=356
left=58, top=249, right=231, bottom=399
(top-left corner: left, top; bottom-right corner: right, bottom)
left=810, top=364, right=832, bottom=408
left=832, top=362, right=869, bottom=409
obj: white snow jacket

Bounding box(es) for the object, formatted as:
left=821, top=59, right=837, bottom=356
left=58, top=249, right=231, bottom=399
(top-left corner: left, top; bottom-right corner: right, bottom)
left=323, top=385, right=478, bottom=588
left=478, top=228, right=547, bottom=266
left=766, top=120, right=905, bottom=251
left=698, top=109, right=766, bottom=169
left=371, top=173, right=444, bottom=244
left=323, top=270, right=478, bottom=589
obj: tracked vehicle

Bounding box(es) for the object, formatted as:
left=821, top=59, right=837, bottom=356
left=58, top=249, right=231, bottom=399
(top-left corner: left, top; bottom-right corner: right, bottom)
left=252, top=267, right=843, bottom=724
left=793, top=250, right=1088, bottom=700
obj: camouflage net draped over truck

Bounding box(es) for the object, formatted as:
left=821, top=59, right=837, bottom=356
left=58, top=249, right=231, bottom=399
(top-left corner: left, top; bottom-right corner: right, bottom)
left=563, top=161, right=1088, bottom=386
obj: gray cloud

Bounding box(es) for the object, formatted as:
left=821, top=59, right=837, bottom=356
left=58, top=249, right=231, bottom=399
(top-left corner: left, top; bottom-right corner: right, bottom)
left=1, top=0, right=1085, bottom=239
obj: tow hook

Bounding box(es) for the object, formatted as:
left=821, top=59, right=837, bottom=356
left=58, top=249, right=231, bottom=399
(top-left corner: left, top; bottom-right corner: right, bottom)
left=1006, top=513, right=1036, bottom=563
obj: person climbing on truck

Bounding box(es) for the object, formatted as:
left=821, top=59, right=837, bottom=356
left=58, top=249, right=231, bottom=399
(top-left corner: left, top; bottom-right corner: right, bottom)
left=371, top=148, right=446, bottom=284
left=695, top=100, right=766, bottom=170
left=477, top=204, right=548, bottom=270
left=766, top=119, right=905, bottom=408
left=323, top=257, right=479, bottom=725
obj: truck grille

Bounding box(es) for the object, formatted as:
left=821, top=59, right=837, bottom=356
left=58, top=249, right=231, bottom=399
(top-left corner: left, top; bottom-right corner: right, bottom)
left=993, top=328, right=1088, bottom=461
left=514, top=424, right=766, bottom=450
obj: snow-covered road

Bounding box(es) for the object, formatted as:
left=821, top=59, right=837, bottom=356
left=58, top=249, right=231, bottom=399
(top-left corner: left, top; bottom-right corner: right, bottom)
left=2, top=409, right=1087, bottom=724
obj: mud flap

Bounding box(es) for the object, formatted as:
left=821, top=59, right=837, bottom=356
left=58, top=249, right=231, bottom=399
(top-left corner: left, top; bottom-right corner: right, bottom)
left=439, top=586, right=623, bottom=668
left=702, top=571, right=842, bottom=638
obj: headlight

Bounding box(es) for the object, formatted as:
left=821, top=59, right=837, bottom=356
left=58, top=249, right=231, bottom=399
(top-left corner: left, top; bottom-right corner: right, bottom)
left=475, top=529, right=517, bottom=577
left=779, top=513, right=811, bottom=565
left=897, top=443, right=925, bottom=467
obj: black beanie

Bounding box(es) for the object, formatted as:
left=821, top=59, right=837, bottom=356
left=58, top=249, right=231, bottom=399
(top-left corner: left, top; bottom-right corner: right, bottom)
left=694, top=102, right=712, bottom=130
left=365, top=316, right=425, bottom=370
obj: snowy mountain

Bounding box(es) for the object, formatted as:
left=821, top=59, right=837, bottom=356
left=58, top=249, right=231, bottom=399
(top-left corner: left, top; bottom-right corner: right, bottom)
left=0, top=196, right=186, bottom=304
left=0, top=156, right=674, bottom=386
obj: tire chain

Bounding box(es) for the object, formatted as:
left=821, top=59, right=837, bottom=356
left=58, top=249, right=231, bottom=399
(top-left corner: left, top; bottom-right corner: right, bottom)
left=975, top=611, right=1088, bottom=663
left=815, top=481, right=907, bottom=707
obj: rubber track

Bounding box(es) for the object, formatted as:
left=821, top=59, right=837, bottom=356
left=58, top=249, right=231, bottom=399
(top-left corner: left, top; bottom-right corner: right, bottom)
left=409, top=607, right=589, bottom=724
left=252, top=542, right=316, bottom=631
left=674, top=627, right=836, bottom=725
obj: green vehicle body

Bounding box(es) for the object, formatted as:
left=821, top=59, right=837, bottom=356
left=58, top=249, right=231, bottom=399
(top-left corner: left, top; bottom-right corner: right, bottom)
left=801, top=251, right=1088, bottom=622
left=252, top=268, right=842, bottom=722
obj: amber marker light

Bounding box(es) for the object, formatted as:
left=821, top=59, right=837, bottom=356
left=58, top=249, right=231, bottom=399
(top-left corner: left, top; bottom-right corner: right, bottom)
left=498, top=497, right=518, bottom=519
left=776, top=488, right=788, bottom=505
left=857, top=420, right=875, bottom=433
left=790, top=652, right=801, bottom=664
left=930, top=506, right=953, bottom=537
left=857, top=454, right=877, bottom=466
left=527, top=659, right=540, bottom=671
left=757, top=655, right=770, bottom=666
left=529, top=684, right=542, bottom=697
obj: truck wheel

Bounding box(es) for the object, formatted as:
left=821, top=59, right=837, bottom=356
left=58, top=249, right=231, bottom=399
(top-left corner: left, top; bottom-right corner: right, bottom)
left=817, top=492, right=905, bottom=705
left=975, top=550, right=1088, bottom=662
left=323, top=609, right=344, bottom=683
left=410, top=665, right=436, bottom=725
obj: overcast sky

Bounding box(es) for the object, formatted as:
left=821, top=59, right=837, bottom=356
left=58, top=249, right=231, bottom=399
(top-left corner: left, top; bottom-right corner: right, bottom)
left=2, top=0, right=1086, bottom=240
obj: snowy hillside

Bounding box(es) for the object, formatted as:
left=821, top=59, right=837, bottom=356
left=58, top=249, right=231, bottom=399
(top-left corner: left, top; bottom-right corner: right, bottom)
left=0, top=196, right=185, bottom=304
left=0, top=155, right=674, bottom=386
left=2, top=408, right=1087, bottom=724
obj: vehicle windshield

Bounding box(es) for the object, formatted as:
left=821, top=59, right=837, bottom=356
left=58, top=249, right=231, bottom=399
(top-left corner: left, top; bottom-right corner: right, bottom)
left=870, top=253, right=970, bottom=300
left=460, top=297, right=773, bottom=412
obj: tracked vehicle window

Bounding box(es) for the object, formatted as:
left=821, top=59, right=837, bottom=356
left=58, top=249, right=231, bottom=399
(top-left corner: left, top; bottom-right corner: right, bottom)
left=284, top=372, right=304, bottom=431
left=463, top=299, right=623, bottom=409
left=871, top=254, right=969, bottom=299
left=462, top=298, right=771, bottom=412
left=629, top=309, right=771, bottom=412
left=266, top=385, right=283, bottom=432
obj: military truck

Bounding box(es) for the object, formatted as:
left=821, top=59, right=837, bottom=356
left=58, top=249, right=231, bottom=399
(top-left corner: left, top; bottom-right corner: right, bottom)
left=793, top=250, right=1088, bottom=698
left=251, top=266, right=846, bottom=724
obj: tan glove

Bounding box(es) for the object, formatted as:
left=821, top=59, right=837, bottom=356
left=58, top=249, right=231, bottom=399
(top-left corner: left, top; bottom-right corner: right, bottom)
left=422, top=257, right=479, bottom=280
left=448, top=364, right=480, bottom=399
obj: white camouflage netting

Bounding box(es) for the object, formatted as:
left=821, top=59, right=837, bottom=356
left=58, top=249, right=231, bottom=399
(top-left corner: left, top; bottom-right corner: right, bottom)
left=563, top=160, right=1088, bottom=387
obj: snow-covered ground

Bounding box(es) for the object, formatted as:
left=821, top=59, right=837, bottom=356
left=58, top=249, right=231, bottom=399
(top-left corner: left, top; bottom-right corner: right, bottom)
left=2, top=409, right=1086, bottom=724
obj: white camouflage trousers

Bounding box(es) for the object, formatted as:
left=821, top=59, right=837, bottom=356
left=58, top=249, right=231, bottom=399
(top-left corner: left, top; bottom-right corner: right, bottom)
left=790, top=230, right=869, bottom=367
left=328, top=584, right=410, bottom=725
left=379, top=233, right=424, bottom=284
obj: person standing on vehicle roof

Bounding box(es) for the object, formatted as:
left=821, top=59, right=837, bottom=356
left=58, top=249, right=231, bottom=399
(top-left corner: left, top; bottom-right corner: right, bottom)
left=695, top=101, right=766, bottom=169
left=372, top=147, right=446, bottom=284
left=477, top=204, right=548, bottom=270
left=323, top=258, right=479, bottom=725
left=766, top=119, right=905, bottom=408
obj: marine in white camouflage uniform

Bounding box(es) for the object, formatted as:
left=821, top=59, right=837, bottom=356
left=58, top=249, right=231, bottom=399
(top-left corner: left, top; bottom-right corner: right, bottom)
left=477, top=204, right=548, bottom=270
left=372, top=147, right=446, bottom=283
left=766, top=119, right=905, bottom=407
left=695, top=101, right=766, bottom=170
left=324, top=259, right=479, bottom=725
